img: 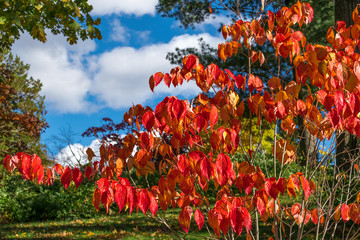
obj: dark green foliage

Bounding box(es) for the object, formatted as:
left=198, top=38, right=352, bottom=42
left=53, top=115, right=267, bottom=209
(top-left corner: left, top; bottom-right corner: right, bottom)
left=0, top=167, right=99, bottom=223
left=0, top=49, right=48, bottom=160
left=156, top=0, right=283, bottom=29
left=0, top=0, right=102, bottom=49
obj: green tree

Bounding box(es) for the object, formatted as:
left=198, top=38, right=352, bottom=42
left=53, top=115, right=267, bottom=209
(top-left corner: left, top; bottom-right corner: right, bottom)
left=0, top=49, right=47, bottom=160
left=0, top=0, right=102, bottom=49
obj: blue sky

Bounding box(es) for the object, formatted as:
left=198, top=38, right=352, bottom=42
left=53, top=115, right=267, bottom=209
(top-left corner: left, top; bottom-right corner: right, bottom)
left=11, top=1, right=231, bottom=163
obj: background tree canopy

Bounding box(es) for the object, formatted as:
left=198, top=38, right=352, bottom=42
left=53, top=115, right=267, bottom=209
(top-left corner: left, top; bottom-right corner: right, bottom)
left=0, top=49, right=47, bottom=159
left=0, top=0, right=102, bottom=49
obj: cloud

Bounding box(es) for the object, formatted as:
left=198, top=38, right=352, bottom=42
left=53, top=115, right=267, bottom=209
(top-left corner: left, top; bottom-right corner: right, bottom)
left=12, top=31, right=222, bottom=113
left=110, top=19, right=150, bottom=44
left=110, top=19, right=131, bottom=43
left=91, top=33, right=222, bottom=109
left=88, top=0, right=158, bottom=16
left=198, top=15, right=233, bottom=29
left=172, top=14, right=233, bottom=30
left=12, top=33, right=97, bottom=113
left=55, top=139, right=101, bottom=166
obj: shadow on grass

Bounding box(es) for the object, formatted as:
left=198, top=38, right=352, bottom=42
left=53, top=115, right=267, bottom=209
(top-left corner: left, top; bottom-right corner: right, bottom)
left=0, top=214, right=177, bottom=240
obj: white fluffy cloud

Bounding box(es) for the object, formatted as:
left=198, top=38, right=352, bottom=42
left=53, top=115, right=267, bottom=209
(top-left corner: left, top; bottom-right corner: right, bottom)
left=12, top=32, right=222, bottom=113
left=88, top=0, right=158, bottom=16
left=12, top=33, right=97, bottom=113
left=55, top=139, right=101, bottom=166
left=91, top=33, right=222, bottom=109
left=110, top=19, right=131, bottom=43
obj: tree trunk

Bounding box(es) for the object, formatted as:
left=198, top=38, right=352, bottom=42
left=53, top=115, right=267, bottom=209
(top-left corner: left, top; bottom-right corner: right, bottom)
left=335, top=0, right=358, bottom=27
left=335, top=0, right=359, bottom=171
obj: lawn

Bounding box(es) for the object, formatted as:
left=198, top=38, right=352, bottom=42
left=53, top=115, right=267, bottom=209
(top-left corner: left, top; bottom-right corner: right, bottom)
left=0, top=211, right=216, bottom=240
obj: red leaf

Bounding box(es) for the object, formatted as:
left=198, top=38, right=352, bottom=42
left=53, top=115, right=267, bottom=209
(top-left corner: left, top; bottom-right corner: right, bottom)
left=21, top=154, right=32, bottom=180
left=149, top=191, right=158, bottom=216
left=61, top=166, right=72, bottom=190
left=256, top=197, right=266, bottom=217
left=97, top=178, right=110, bottom=190
left=200, top=157, right=213, bottom=181
left=291, top=31, right=303, bottom=41
left=172, top=99, right=186, bottom=120
left=185, top=55, right=197, bottom=70
left=72, top=168, right=83, bottom=188
left=164, top=73, right=171, bottom=87
left=242, top=207, right=252, bottom=233
left=248, top=74, right=263, bottom=92
left=195, top=209, right=205, bottom=230
left=85, top=166, right=95, bottom=181
left=251, top=51, right=258, bottom=63
left=114, top=184, right=127, bottom=212
left=36, top=165, right=44, bottom=184
left=215, top=153, right=232, bottom=186
left=139, top=189, right=150, bottom=214
left=127, top=186, right=137, bottom=214
left=210, top=104, right=219, bottom=130
left=300, top=176, right=311, bottom=201
left=154, top=72, right=163, bottom=87
left=3, top=155, right=17, bottom=173
left=31, top=155, right=42, bottom=177
left=235, top=75, right=245, bottom=90
left=208, top=209, right=221, bottom=236
left=230, top=207, right=244, bottom=235
left=225, top=69, right=236, bottom=80
left=142, top=110, right=155, bottom=131
left=177, top=155, right=190, bottom=176
left=101, top=189, right=112, bottom=213
left=179, top=206, right=193, bottom=233
left=341, top=204, right=350, bottom=222
left=265, top=179, right=279, bottom=199
left=277, top=178, right=286, bottom=194
left=311, top=209, right=319, bottom=224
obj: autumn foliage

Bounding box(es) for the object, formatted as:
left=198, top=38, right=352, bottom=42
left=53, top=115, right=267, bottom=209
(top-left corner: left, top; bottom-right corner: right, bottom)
left=4, top=1, right=360, bottom=239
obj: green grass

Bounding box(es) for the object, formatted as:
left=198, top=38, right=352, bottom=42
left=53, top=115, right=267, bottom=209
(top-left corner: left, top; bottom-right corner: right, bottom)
left=0, top=210, right=214, bottom=240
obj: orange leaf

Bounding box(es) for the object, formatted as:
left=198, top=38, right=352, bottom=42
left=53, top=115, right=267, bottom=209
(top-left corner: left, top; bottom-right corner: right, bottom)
left=92, top=188, right=101, bottom=211
left=334, top=205, right=341, bottom=221
left=222, top=25, right=228, bottom=40
left=353, top=7, right=360, bottom=24
left=356, top=192, right=360, bottom=204
left=86, top=148, right=95, bottom=161
left=251, top=51, right=258, bottom=63
left=287, top=176, right=297, bottom=198
left=179, top=206, right=193, bottom=233
left=268, top=77, right=281, bottom=90
left=300, top=176, right=311, bottom=201
left=259, top=51, right=265, bottom=66
left=210, top=104, right=218, bottom=130
left=349, top=203, right=360, bottom=222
